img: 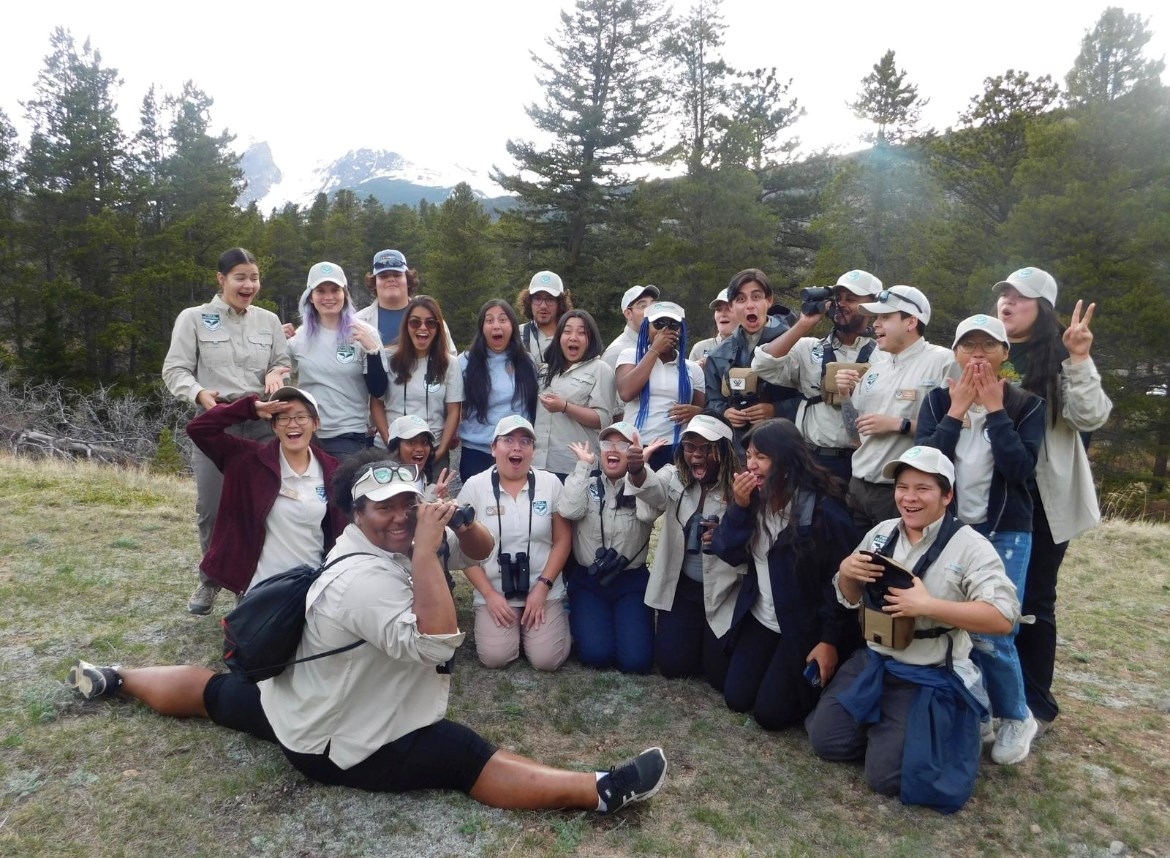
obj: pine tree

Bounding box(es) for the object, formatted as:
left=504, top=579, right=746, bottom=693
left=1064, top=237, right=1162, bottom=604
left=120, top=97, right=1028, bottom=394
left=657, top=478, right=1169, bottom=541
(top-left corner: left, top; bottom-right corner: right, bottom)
left=661, top=0, right=732, bottom=175
left=491, top=0, right=667, bottom=281
left=848, top=50, right=928, bottom=145
left=1065, top=7, right=1166, bottom=107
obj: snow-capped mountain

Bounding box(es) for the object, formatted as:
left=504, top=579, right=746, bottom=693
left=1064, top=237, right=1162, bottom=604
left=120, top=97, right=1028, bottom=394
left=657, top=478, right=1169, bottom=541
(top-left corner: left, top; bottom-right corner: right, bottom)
left=238, top=144, right=511, bottom=212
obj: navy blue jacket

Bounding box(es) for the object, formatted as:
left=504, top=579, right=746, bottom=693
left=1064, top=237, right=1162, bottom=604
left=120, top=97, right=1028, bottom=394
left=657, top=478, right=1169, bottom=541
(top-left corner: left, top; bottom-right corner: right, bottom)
left=711, top=491, right=862, bottom=714
left=916, top=384, right=1045, bottom=534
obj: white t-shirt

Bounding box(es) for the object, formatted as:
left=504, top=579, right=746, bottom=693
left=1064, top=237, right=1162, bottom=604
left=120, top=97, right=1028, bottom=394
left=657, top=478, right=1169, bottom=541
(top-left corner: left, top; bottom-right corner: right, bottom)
left=287, top=321, right=380, bottom=437
left=750, top=505, right=789, bottom=633
left=954, top=406, right=994, bottom=525
left=251, top=448, right=327, bottom=589
left=380, top=353, right=464, bottom=439
left=616, top=348, right=704, bottom=444
left=457, top=468, right=565, bottom=606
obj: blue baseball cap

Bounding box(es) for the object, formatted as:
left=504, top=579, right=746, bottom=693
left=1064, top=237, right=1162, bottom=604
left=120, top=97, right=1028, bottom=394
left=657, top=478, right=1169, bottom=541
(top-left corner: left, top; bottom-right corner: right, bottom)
left=372, top=249, right=408, bottom=274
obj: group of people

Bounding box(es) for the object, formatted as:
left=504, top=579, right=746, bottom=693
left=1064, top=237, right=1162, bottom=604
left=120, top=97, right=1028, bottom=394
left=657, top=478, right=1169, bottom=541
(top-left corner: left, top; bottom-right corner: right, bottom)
left=66, top=247, right=1109, bottom=815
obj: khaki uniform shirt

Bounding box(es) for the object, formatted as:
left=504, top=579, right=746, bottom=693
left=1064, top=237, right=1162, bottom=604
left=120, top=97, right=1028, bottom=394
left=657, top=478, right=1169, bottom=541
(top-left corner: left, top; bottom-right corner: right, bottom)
left=848, top=337, right=957, bottom=483
left=162, top=295, right=290, bottom=405
left=532, top=357, right=616, bottom=474
left=558, top=459, right=666, bottom=568
left=751, top=334, right=881, bottom=449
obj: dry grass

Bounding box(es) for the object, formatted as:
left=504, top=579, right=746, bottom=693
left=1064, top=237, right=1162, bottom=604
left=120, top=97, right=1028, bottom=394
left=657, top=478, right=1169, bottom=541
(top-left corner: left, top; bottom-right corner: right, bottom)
left=1, top=454, right=1168, bottom=857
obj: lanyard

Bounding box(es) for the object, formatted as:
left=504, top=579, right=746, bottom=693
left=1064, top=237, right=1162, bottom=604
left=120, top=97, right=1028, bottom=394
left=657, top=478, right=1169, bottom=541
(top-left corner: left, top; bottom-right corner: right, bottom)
left=595, top=473, right=650, bottom=564
left=490, top=467, right=536, bottom=560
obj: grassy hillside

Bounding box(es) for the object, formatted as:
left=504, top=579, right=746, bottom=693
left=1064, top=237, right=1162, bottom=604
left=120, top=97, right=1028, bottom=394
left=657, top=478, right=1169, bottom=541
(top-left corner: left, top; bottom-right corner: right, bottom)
left=0, top=455, right=1167, bottom=857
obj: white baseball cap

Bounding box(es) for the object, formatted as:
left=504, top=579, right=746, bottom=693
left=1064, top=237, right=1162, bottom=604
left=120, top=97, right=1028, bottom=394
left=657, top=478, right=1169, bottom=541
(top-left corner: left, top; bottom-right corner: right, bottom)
left=835, top=269, right=882, bottom=297
left=646, top=301, right=685, bottom=323
left=267, top=386, right=320, bottom=420
left=993, top=267, right=1058, bottom=307
left=600, top=421, right=640, bottom=443
left=306, top=261, right=347, bottom=291
left=682, top=414, right=733, bottom=443
left=860, top=285, right=932, bottom=325
left=493, top=415, right=536, bottom=440
left=621, top=284, right=661, bottom=310
left=528, top=271, right=564, bottom=297
left=951, top=314, right=1009, bottom=349
left=351, top=462, right=424, bottom=503
left=881, top=446, right=956, bottom=484
left=389, top=414, right=434, bottom=442
left=708, top=288, right=730, bottom=309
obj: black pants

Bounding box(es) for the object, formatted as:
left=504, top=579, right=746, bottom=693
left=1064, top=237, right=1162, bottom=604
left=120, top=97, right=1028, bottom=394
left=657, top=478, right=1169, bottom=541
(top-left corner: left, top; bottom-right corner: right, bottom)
left=654, top=575, right=730, bottom=692
left=204, top=673, right=496, bottom=794
left=723, top=614, right=813, bottom=731
left=1014, top=488, right=1067, bottom=722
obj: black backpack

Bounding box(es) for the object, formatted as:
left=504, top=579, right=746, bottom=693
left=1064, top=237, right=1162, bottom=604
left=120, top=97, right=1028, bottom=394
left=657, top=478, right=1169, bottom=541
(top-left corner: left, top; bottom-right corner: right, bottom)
left=222, top=552, right=373, bottom=683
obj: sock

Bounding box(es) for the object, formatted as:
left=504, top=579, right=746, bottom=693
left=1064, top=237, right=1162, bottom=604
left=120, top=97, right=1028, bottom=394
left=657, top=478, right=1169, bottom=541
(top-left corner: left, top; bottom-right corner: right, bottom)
left=595, top=771, right=606, bottom=812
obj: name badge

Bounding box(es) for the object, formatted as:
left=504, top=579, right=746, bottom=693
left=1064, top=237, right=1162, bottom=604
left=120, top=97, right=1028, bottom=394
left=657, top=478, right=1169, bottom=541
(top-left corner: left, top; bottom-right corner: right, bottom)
left=894, top=388, right=918, bottom=401
left=279, top=487, right=299, bottom=500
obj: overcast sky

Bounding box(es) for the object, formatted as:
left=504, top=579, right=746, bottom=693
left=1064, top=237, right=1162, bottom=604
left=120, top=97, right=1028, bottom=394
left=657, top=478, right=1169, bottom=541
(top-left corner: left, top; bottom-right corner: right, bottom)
left=4, top=0, right=1167, bottom=191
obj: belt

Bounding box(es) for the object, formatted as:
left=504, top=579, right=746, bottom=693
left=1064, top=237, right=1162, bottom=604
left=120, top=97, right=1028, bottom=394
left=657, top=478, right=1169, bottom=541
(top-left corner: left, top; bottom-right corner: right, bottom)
left=811, top=446, right=854, bottom=459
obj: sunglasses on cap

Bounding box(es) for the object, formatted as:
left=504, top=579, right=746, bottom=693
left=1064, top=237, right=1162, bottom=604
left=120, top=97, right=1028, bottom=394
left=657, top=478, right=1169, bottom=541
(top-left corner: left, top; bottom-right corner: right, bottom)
left=353, top=463, right=421, bottom=490
left=651, top=318, right=682, bottom=331
left=876, top=289, right=925, bottom=316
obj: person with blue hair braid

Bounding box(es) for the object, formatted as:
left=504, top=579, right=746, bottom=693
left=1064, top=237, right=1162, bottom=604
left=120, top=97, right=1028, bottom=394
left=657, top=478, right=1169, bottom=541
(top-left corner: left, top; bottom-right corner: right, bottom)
left=615, top=302, right=706, bottom=469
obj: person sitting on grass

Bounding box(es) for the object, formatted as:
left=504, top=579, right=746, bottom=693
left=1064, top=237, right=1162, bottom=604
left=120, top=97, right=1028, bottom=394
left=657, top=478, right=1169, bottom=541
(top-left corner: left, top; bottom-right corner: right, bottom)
left=804, top=446, right=1019, bottom=814
left=65, top=449, right=667, bottom=814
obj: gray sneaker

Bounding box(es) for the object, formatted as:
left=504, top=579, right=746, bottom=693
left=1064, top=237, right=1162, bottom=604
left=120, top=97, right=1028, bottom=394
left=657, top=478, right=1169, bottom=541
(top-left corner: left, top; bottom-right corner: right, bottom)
left=597, top=747, right=667, bottom=814
left=992, top=713, right=1038, bottom=765
left=65, top=660, right=122, bottom=700
left=187, top=582, right=220, bottom=615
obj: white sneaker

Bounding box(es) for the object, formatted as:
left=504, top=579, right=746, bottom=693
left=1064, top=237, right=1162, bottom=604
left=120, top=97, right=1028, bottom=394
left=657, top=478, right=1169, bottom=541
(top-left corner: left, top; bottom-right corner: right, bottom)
left=980, top=719, right=996, bottom=746
left=992, top=713, right=1038, bottom=765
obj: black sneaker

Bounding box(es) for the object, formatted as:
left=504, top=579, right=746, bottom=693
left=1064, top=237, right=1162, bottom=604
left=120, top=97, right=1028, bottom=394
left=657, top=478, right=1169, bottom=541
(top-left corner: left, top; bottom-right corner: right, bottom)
left=65, top=659, right=122, bottom=700
left=597, top=747, right=667, bottom=814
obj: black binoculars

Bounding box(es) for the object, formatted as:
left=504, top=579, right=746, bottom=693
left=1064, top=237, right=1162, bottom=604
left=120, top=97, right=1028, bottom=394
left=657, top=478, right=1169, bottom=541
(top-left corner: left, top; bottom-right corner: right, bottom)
left=685, top=513, right=720, bottom=555
left=587, top=546, right=630, bottom=587
left=499, top=551, right=530, bottom=600
left=800, top=286, right=835, bottom=316
left=449, top=503, right=476, bottom=529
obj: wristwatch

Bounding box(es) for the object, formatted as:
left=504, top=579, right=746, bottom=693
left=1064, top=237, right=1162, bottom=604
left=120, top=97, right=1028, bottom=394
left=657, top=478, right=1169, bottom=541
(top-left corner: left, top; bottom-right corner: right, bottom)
left=899, top=418, right=912, bottom=435
left=537, top=575, right=554, bottom=589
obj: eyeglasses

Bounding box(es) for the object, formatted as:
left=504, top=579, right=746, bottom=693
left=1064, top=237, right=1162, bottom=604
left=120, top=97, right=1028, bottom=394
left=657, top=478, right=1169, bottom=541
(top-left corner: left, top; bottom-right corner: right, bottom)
left=407, top=317, right=438, bottom=330
left=354, top=463, right=421, bottom=489
left=531, top=294, right=558, bottom=304
left=876, top=289, right=925, bottom=316
left=600, top=440, right=632, bottom=453
left=682, top=441, right=713, bottom=456
left=651, top=318, right=681, bottom=331
left=496, top=435, right=535, bottom=448
left=957, top=338, right=1004, bottom=353
left=274, top=414, right=313, bottom=426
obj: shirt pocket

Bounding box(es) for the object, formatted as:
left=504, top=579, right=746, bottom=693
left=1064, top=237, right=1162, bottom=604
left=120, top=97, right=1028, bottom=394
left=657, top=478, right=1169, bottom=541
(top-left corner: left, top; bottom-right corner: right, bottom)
left=244, top=332, right=275, bottom=372
left=561, top=373, right=596, bottom=405
left=196, top=331, right=233, bottom=368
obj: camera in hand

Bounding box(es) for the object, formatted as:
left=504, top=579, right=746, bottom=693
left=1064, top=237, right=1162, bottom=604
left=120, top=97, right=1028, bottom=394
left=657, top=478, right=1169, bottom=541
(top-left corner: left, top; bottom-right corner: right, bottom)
left=800, top=286, right=835, bottom=316
left=499, top=551, right=530, bottom=600
left=587, top=546, right=630, bottom=587
left=449, top=504, right=476, bottom=529
left=685, top=513, right=721, bottom=555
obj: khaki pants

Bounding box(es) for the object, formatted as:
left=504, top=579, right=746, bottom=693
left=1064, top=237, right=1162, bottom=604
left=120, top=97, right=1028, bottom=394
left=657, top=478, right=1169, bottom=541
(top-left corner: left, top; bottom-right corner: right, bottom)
left=473, top=600, right=570, bottom=671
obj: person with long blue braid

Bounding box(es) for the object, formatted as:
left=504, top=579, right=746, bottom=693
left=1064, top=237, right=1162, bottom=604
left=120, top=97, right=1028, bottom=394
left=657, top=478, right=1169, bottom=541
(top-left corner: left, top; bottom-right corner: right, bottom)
left=615, top=302, right=706, bottom=469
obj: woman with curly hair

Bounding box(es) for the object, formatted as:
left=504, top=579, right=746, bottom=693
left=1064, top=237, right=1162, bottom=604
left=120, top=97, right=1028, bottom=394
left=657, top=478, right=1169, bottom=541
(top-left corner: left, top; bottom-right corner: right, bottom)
left=628, top=414, right=745, bottom=689
left=458, top=300, right=539, bottom=482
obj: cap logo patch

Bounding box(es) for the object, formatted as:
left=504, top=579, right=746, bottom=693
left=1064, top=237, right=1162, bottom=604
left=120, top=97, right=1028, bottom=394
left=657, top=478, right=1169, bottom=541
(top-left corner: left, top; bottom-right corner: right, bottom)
left=202, top=313, right=221, bottom=331
left=540, top=274, right=552, bottom=283
left=321, top=264, right=333, bottom=273
left=973, top=314, right=989, bottom=325
left=847, top=271, right=861, bottom=280
left=1016, top=268, right=1033, bottom=279
left=905, top=446, right=924, bottom=459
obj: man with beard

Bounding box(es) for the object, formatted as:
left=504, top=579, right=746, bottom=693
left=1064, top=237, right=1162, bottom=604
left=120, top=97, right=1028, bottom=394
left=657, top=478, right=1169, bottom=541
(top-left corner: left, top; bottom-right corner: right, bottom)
left=752, top=270, right=883, bottom=482
left=516, top=271, right=571, bottom=371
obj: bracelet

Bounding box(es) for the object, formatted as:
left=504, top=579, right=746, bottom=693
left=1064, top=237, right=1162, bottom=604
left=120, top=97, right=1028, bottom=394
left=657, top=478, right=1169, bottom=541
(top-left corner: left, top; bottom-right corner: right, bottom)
left=537, top=575, right=554, bottom=589
left=562, top=401, right=570, bottom=414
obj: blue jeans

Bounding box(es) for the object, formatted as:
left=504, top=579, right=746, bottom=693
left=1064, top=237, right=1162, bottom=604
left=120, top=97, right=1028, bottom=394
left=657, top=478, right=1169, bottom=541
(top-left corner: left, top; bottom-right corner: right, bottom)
left=971, top=526, right=1032, bottom=721
left=567, top=565, right=654, bottom=674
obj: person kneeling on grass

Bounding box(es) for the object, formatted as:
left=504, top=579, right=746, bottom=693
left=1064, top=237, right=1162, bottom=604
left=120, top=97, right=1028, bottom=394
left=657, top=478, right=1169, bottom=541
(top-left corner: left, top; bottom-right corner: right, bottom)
left=805, top=446, right=1019, bottom=814
left=65, top=449, right=667, bottom=814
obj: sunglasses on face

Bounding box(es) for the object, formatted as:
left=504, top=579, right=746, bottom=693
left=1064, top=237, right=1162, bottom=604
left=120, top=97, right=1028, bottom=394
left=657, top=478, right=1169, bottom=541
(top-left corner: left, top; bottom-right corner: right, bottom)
left=496, top=435, right=535, bottom=449
left=651, top=318, right=681, bottom=331
left=407, top=317, right=439, bottom=330
left=600, top=439, right=632, bottom=453
left=876, top=289, right=925, bottom=316
left=957, top=338, right=1004, bottom=353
